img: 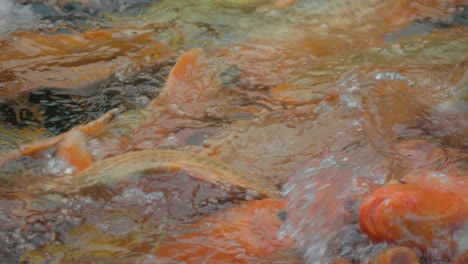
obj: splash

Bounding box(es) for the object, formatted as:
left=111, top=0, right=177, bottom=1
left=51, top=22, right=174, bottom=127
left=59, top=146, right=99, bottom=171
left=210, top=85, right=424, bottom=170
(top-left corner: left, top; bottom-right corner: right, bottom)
left=0, top=0, right=39, bottom=38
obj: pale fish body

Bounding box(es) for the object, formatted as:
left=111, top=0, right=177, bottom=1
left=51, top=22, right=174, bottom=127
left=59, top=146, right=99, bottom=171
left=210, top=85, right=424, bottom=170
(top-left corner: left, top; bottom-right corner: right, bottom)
left=49, top=150, right=281, bottom=198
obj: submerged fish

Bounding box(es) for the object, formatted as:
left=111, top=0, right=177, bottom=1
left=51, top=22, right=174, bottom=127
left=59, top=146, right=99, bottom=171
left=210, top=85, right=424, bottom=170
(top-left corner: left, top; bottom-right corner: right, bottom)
left=153, top=198, right=295, bottom=263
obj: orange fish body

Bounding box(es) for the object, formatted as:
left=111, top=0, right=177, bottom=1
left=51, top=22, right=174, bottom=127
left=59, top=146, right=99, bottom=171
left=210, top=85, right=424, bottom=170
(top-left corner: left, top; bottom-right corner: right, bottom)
left=359, top=170, right=467, bottom=260
left=153, top=198, right=294, bottom=263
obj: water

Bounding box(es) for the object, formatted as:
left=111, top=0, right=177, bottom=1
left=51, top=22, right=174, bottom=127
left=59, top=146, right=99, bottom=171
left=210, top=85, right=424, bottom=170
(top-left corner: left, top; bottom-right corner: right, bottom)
left=0, top=0, right=467, bottom=263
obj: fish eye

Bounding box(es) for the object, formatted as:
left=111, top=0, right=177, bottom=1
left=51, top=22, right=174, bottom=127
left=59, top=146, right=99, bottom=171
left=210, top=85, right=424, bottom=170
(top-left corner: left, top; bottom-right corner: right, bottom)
left=277, top=211, right=287, bottom=221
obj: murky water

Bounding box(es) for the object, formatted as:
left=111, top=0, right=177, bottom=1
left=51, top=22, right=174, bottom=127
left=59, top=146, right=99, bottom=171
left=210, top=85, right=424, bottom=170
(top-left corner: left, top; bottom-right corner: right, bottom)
left=0, top=0, right=467, bottom=263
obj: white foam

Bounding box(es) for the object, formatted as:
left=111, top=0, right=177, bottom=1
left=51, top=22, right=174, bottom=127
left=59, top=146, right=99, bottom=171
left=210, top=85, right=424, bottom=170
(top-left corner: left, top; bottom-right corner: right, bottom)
left=454, top=223, right=468, bottom=254
left=0, top=0, right=39, bottom=38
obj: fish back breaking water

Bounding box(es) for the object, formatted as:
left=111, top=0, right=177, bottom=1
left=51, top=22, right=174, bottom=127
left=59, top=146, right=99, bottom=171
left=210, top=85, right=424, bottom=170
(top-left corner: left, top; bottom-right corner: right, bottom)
left=42, top=150, right=281, bottom=199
